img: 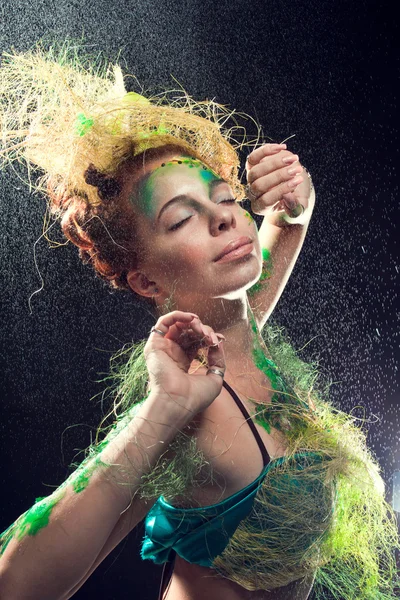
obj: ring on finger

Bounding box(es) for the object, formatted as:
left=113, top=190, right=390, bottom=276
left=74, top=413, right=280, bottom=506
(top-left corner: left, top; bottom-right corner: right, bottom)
left=206, top=367, right=225, bottom=378
left=245, top=184, right=259, bottom=203
left=150, top=326, right=166, bottom=337
left=286, top=203, right=305, bottom=218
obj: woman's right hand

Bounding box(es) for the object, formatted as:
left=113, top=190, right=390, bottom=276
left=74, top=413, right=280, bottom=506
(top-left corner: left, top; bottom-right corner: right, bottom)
left=143, top=311, right=226, bottom=418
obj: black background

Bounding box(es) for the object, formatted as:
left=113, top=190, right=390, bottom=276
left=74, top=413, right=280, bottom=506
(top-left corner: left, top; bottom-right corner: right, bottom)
left=0, top=1, right=399, bottom=598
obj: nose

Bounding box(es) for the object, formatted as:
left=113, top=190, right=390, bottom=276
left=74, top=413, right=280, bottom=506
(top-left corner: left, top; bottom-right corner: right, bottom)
left=209, top=203, right=236, bottom=236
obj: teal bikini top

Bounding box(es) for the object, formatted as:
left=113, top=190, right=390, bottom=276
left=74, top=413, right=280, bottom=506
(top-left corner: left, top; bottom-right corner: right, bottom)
left=141, top=380, right=324, bottom=573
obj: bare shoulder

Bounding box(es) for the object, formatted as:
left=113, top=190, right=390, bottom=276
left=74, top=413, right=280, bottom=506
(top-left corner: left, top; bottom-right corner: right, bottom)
left=170, top=359, right=292, bottom=508
left=168, top=361, right=268, bottom=507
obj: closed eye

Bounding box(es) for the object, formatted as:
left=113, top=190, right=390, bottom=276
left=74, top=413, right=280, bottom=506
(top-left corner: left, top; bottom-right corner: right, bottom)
left=169, top=198, right=237, bottom=231
left=169, top=218, right=190, bottom=231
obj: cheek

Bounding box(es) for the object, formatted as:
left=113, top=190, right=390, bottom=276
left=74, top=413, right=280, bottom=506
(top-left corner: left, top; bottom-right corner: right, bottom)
left=176, top=244, right=207, bottom=269
left=161, top=242, right=208, bottom=276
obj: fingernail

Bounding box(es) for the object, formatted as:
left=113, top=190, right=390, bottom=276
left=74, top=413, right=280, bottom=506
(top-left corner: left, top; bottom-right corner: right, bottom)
left=216, top=333, right=226, bottom=340
left=288, top=175, right=303, bottom=189
left=287, top=166, right=303, bottom=176
left=282, top=155, right=298, bottom=164
left=211, top=333, right=219, bottom=345
left=270, top=144, right=286, bottom=153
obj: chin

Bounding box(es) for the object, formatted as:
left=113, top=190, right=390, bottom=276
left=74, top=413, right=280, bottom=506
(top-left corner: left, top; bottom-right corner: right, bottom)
left=213, top=268, right=262, bottom=299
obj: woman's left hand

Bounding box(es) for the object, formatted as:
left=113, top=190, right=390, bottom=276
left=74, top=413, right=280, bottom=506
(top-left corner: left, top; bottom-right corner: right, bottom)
left=245, top=143, right=312, bottom=218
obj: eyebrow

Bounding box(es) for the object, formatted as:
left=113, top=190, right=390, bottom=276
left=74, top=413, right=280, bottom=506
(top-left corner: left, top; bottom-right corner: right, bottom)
left=156, top=179, right=227, bottom=222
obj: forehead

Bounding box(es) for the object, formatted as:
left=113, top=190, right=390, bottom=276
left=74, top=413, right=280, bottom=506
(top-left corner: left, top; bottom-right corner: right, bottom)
left=132, top=155, right=223, bottom=217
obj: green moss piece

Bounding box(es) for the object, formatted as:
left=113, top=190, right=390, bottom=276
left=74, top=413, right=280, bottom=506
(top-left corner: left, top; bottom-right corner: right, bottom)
left=75, top=113, right=94, bottom=137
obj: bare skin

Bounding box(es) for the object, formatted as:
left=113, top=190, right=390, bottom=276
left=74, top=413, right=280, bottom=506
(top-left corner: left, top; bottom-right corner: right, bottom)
left=123, top=146, right=264, bottom=376
left=121, top=146, right=314, bottom=599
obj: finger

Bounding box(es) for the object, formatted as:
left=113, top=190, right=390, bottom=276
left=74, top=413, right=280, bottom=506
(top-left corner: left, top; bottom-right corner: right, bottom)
left=198, top=323, right=220, bottom=345
left=246, top=143, right=287, bottom=169
left=247, top=153, right=300, bottom=186
left=172, top=318, right=212, bottom=347
left=281, top=196, right=305, bottom=218
left=167, top=320, right=198, bottom=343
left=247, top=162, right=303, bottom=206
left=152, top=311, right=199, bottom=336
left=206, top=336, right=226, bottom=387
left=251, top=174, right=304, bottom=214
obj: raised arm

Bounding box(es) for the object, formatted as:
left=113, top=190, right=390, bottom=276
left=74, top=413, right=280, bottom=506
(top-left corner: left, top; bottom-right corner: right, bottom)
left=0, top=311, right=226, bottom=600
left=244, top=143, right=315, bottom=331
left=0, top=392, right=188, bottom=600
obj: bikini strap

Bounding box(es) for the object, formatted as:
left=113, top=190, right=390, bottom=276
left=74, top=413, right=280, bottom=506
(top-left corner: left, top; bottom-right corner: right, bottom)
left=222, top=380, right=271, bottom=467
left=158, top=550, right=176, bottom=599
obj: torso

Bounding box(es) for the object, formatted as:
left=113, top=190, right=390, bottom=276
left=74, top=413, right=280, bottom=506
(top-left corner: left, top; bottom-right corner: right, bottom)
left=172, top=363, right=289, bottom=508
left=163, top=363, right=315, bottom=600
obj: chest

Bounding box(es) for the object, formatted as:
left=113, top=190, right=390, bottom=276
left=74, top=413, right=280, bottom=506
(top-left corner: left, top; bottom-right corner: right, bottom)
left=173, top=371, right=289, bottom=508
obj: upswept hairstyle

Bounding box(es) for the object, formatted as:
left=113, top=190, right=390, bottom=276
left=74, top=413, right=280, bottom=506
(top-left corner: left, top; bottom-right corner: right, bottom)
left=1, top=42, right=399, bottom=600
left=0, top=41, right=255, bottom=293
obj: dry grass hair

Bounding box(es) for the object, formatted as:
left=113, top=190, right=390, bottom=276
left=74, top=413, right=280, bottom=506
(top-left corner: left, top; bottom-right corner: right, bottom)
left=0, top=40, right=261, bottom=292
left=0, top=40, right=260, bottom=203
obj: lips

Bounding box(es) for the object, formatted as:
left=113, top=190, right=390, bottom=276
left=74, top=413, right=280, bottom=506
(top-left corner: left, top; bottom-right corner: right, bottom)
left=214, top=236, right=254, bottom=262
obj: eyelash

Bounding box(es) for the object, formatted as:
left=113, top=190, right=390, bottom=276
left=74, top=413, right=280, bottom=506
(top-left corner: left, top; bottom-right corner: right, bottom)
left=169, top=198, right=237, bottom=231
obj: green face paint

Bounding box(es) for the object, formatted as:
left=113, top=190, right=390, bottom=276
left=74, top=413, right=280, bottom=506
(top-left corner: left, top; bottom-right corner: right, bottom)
left=134, top=157, right=222, bottom=219
left=136, top=170, right=157, bottom=217
left=243, top=210, right=254, bottom=226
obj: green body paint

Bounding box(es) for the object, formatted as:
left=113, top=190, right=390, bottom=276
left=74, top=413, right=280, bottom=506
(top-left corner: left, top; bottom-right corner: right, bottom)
left=261, top=247, right=271, bottom=263
left=247, top=247, right=273, bottom=298
left=16, top=495, right=60, bottom=538
left=0, top=490, right=67, bottom=555
left=71, top=455, right=105, bottom=493
left=0, top=451, right=109, bottom=554
left=246, top=304, right=293, bottom=434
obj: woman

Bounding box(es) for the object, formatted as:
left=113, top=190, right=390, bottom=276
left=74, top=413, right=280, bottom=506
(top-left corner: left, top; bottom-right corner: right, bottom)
left=0, top=44, right=398, bottom=600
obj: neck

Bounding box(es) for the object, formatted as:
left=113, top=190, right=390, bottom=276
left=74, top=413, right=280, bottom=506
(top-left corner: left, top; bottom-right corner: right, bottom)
left=156, top=292, right=270, bottom=379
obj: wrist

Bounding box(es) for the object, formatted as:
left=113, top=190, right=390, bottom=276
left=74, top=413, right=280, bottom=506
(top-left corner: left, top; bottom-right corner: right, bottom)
left=281, top=190, right=315, bottom=225
left=97, top=390, right=192, bottom=506
left=267, top=186, right=315, bottom=227
left=276, top=167, right=315, bottom=226
left=144, top=389, right=195, bottom=432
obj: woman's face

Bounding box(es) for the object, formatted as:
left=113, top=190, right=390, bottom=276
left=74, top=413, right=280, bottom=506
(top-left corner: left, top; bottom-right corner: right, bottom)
left=124, top=149, right=262, bottom=304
